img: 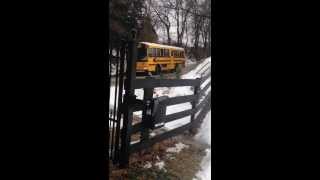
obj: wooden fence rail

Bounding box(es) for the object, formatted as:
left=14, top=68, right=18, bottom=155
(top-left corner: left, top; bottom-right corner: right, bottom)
left=128, top=72, right=212, bottom=157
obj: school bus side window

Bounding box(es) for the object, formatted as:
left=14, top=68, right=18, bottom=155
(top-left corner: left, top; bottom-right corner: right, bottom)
left=165, top=49, right=169, bottom=57
left=148, top=48, right=152, bottom=57
left=156, top=49, right=160, bottom=57
left=152, top=48, right=156, bottom=57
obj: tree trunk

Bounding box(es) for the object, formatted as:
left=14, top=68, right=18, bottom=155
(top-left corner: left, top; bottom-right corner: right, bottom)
left=166, top=25, right=171, bottom=44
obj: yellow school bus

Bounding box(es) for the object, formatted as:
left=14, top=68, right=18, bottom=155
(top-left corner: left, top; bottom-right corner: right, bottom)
left=136, top=42, right=186, bottom=75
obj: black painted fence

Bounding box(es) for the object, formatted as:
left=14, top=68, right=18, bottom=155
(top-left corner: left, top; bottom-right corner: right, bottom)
left=129, top=73, right=211, bottom=154
left=106, top=30, right=212, bottom=168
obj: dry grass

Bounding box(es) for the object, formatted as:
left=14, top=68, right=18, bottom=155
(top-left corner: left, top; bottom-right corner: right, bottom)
left=110, top=134, right=208, bottom=180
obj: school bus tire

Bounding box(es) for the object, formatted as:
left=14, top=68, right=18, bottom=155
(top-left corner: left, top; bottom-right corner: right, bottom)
left=175, top=64, right=182, bottom=73
left=154, top=65, right=161, bottom=75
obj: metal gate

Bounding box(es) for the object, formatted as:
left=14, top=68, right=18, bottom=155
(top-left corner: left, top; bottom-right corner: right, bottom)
left=107, top=30, right=138, bottom=168
left=108, top=40, right=126, bottom=166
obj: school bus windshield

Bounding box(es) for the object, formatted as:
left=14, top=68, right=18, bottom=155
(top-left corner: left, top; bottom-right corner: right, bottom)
left=137, top=46, right=147, bottom=60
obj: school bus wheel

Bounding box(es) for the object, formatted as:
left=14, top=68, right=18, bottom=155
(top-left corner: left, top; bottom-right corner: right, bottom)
left=154, top=65, right=161, bottom=75
left=175, top=64, right=182, bottom=73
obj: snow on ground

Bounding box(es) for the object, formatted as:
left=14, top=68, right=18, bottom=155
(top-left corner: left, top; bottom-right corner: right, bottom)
left=143, top=161, right=152, bottom=169
left=181, top=57, right=211, bottom=79
left=194, top=148, right=211, bottom=180
left=195, top=111, right=211, bottom=146
left=155, top=161, right=166, bottom=171
left=194, top=111, right=211, bottom=180
left=166, top=142, right=189, bottom=153
left=186, top=58, right=197, bottom=65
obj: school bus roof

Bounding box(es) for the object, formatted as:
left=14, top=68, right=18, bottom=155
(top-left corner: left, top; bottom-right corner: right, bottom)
left=139, top=42, right=185, bottom=51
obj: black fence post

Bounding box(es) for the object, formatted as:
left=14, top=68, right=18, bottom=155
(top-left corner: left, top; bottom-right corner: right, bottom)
left=105, top=35, right=109, bottom=177
left=113, top=39, right=126, bottom=163
left=190, top=78, right=201, bottom=134
left=119, top=29, right=137, bottom=168
left=141, top=77, right=153, bottom=141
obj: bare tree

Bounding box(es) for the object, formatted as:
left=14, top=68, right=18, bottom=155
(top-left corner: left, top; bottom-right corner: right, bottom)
left=192, top=0, right=202, bottom=60
left=146, top=0, right=212, bottom=59
left=169, top=0, right=191, bottom=46
left=200, top=0, right=211, bottom=57
left=150, top=0, right=173, bottom=44
left=184, top=0, right=211, bottom=59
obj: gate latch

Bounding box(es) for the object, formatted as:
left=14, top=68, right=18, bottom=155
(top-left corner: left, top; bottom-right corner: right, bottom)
left=150, top=96, right=168, bottom=130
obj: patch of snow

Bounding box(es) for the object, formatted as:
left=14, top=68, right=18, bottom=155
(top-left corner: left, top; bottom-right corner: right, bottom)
left=195, top=111, right=211, bottom=145
left=135, top=89, right=144, bottom=100
left=194, top=111, right=211, bottom=180
left=112, top=49, right=117, bottom=56
left=166, top=142, right=189, bottom=153
left=154, top=161, right=166, bottom=171
left=133, top=111, right=142, bottom=118
left=143, top=162, right=152, bottom=169
left=186, top=58, right=197, bottom=65
left=194, top=149, right=211, bottom=180
left=181, top=57, right=211, bottom=80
